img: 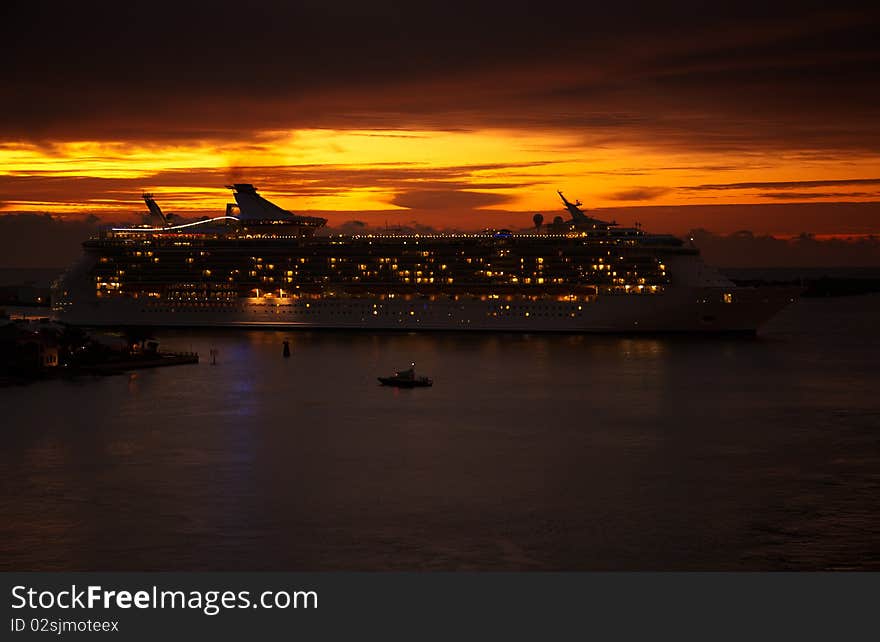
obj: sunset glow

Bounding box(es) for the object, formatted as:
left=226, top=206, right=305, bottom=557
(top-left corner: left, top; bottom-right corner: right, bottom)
left=3, top=129, right=880, bottom=231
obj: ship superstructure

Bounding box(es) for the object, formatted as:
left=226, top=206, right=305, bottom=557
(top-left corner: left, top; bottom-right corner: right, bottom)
left=52, top=185, right=796, bottom=332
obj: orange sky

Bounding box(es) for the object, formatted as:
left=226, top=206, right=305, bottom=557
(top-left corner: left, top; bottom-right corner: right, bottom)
left=2, top=129, right=880, bottom=235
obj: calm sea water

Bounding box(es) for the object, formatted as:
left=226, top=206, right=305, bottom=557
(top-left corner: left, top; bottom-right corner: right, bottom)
left=2, top=295, right=879, bottom=570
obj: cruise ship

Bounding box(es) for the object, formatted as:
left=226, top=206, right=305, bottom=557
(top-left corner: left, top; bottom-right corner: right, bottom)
left=52, top=185, right=797, bottom=332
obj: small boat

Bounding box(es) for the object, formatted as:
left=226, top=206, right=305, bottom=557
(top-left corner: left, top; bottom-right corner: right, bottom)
left=378, top=363, right=433, bottom=388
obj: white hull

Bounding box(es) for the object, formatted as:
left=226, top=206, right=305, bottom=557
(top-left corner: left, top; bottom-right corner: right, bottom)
left=54, top=287, right=797, bottom=334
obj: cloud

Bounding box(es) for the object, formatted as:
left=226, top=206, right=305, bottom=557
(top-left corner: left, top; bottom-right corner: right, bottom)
left=1, top=3, right=879, bottom=155
left=603, top=187, right=671, bottom=201
left=590, top=201, right=880, bottom=236
left=690, top=228, right=880, bottom=267
left=332, top=220, right=368, bottom=234
left=683, top=178, right=880, bottom=191
left=391, top=189, right=514, bottom=210
left=757, top=191, right=880, bottom=200
left=0, top=213, right=99, bottom=268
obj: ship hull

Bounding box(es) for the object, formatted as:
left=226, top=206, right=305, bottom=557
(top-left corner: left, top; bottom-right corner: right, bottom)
left=53, top=287, right=798, bottom=334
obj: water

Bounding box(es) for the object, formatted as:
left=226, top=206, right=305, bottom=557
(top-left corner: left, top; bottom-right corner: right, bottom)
left=2, top=295, right=879, bottom=570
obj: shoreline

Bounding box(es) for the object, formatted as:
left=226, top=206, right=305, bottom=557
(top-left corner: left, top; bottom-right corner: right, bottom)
left=0, top=351, right=199, bottom=387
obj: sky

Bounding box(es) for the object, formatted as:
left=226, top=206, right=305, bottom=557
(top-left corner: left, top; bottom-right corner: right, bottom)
left=2, top=1, right=880, bottom=265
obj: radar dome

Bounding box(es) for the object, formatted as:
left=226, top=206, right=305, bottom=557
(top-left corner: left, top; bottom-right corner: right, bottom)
left=532, top=213, right=544, bottom=231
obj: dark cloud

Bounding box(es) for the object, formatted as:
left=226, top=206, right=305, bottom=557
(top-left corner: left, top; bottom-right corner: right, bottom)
left=331, top=220, right=368, bottom=235
left=1, top=2, right=878, bottom=154
left=391, top=189, right=514, bottom=210
left=0, top=213, right=98, bottom=268
left=684, top=178, right=880, bottom=191
left=603, top=187, right=671, bottom=201
left=690, top=229, right=880, bottom=267
left=592, top=201, right=880, bottom=236
left=757, top=191, right=880, bottom=200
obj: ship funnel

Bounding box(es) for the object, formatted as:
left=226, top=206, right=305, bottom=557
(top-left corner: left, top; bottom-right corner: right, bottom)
left=225, top=184, right=327, bottom=228
left=226, top=183, right=294, bottom=221
left=143, top=193, right=168, bottom=226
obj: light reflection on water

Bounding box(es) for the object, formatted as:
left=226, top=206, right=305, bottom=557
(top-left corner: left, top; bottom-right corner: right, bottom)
left=1, top=295, right=879, bottom=570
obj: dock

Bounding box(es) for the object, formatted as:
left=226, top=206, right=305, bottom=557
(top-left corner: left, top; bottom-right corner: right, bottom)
left=73, top=351, right=199, bottom=375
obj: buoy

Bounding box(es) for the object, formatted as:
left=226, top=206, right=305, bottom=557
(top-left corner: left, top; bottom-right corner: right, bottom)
left=282, top=340, right=291, bottom=358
